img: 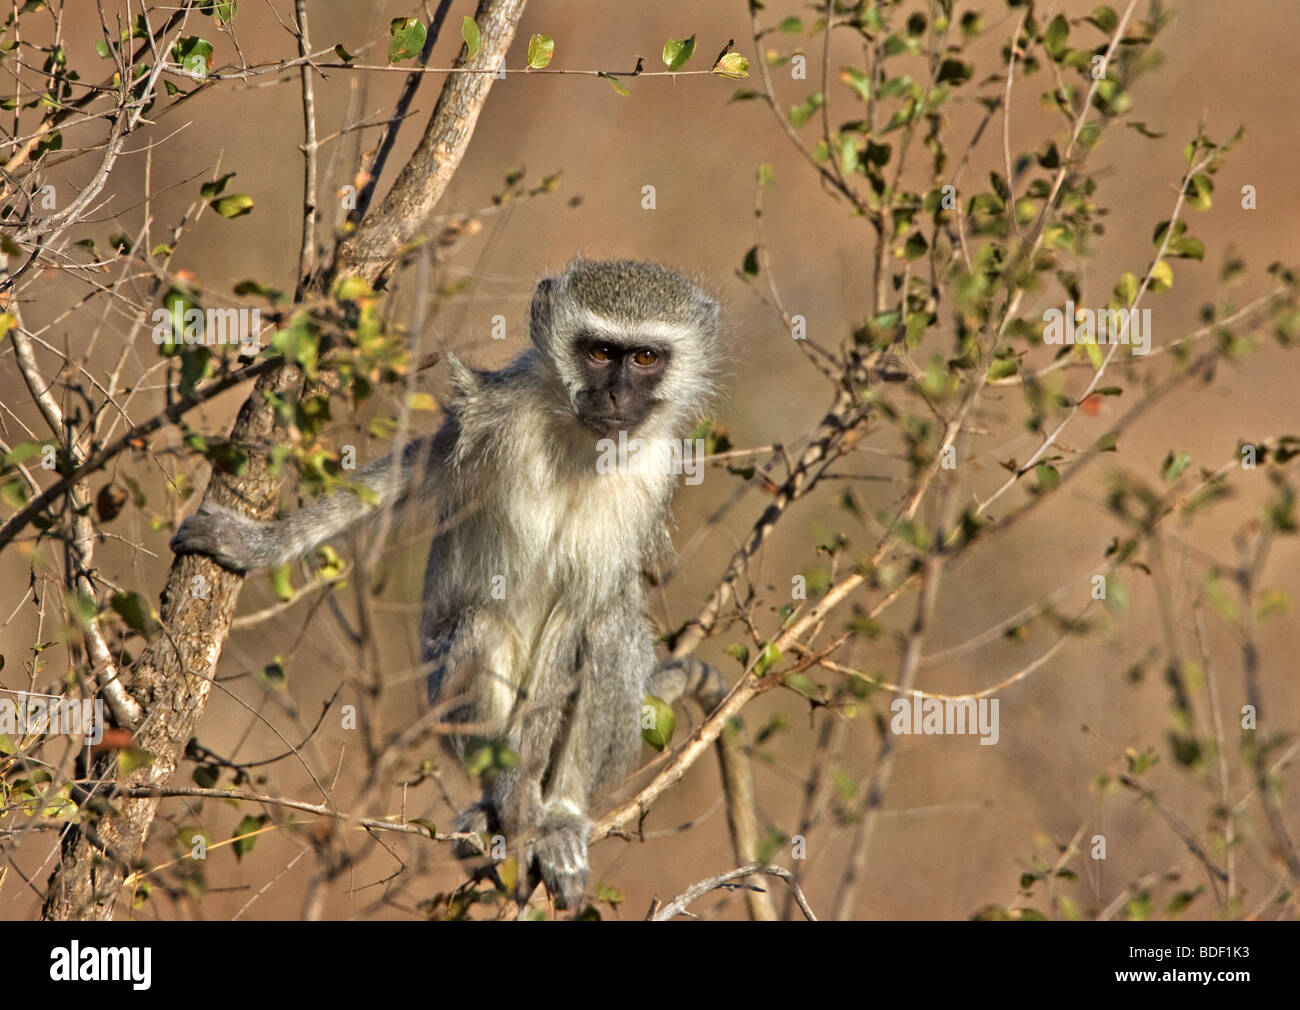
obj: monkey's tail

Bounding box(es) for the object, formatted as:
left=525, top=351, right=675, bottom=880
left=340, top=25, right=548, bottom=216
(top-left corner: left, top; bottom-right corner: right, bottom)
left=647, top=656, right=777, bottom=920
left=647, top=657, right=727, bottom=712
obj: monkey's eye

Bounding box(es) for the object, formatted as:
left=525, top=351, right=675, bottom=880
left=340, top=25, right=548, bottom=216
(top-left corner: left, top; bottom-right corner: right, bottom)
left=588, top=345, right=613, bottom=363
left=632, top=348, right=659, bottom=367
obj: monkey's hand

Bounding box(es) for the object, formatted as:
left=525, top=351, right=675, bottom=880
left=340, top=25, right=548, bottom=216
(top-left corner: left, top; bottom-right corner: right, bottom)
left=530, top=808, right=590, bottom=911
left=452, top=803, right=494, bottom=859
left=170, top=502, right=279, bottom=573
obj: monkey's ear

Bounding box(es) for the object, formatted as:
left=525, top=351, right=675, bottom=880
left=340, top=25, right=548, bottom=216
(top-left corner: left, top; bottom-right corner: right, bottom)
left=447, top=355, right=482, bottom=398
left=700, top=294, right=722, bottom=336
left=529, top=276, right=556, bottom=341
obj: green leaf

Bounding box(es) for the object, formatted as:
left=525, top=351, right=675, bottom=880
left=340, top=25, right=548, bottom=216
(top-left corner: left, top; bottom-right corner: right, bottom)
left=1152, top=219, right=1187, bottom=247
left=256, top=659, right=287, bottom=691
left=1, top=438, right=52, bottom=469
left=1183, top=173, right=1213, bottom=211
left=460, top=15, right=481, bottom=61
left=234, top=279, right=284, bottom=300
left=119, top=748, right=156, bottom=775
left=935, top=58, right=972, bottom=85
left=334, top=44, right=354, bottom=64
left=600, top=72, right=629, bottom=96
left=838, top=134, right=859, bottom=175
left=712, top=52, right=749, bottom=79
left=1149, top=260, right=1173, bottom=292
left=740, top=246, right=759, bottom=281
left=66, top=590, right=97, bottom=630
left=1166, top=888, right=1201, bottom=918
left=269, top=564, right=293, bottom=601
left=333, top=275, right=372, bottom=302
left=1168, top=236, right=1205, bottom=260
left=754, top=643, right=782, bottom=676
left=388, top=17, right=426, bottom=63
left=788, top=92, right=825, bottom=128
left=200, top=172, right=235, bottom=199
left=172, top=36, right=213, bottom=78
left=783, top=672, right=818, bottom=698
left=1113, top=271, right=1139, bottom=307
left=987, top=356, right=1019, bottom=380
left=840, top=66, right=871, bottom=102
left=271, top=312, right=319, bottom=377
left=778, top=16, right=803, bottom=35
left=641, top=695, right=676, bottom=751
left=904, top=311, right=930, bottom=347
left=1089, top=75, right=1130, bottom=115
left=110, top=591, right=161, bottom=641
left=1086, top=6, right=1118, bottom=33
left=526, top=33, right=554, bottom=69
left=1126, top=120, right=1165, bottom=139
left=662, top=35, right=696, bottom=71
left=1202, top=571, right=1238, bottom=621
left=192, top=764, right=220, bottom=788
left=1161, top=451, right=1191, bottom=482
left=725, top=643, right=750, bottom=667
left=232, top=814, right=268, bottom=859
left=210, top=193, right=254, bottom=219
left=1255, top=588, right=1289, bottom=622
left=1034, top=464, right=1060, bottom=492
left=1043, top=15, right=1069, bottom=60
left=1, top=477, right=29, bottom=510
left=200, top=0, right=237, bottom=25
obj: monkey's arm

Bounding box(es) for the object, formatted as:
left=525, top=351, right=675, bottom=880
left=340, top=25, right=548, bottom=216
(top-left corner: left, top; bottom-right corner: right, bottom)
left=170, top=429, right=454, bottom=573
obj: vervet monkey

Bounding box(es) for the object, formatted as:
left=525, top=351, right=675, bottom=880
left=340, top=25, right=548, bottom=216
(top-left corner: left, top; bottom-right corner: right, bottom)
left=172, top=258, right=726, bottom=908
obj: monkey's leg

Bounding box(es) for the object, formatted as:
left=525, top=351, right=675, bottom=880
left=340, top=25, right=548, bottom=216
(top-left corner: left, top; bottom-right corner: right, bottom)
left=422, top=617, right=549, bottom=861
left=427, top=609, right=583, bottom=905
left=525, top=614, right=650, bottom=909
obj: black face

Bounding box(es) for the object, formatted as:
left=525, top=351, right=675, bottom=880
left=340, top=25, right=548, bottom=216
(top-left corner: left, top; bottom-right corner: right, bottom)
left=572, top=337, right=670, bottom=436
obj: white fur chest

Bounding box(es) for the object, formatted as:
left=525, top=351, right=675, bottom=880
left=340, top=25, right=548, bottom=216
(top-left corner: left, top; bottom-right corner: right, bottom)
left=499, top=423, right=666, bottom=607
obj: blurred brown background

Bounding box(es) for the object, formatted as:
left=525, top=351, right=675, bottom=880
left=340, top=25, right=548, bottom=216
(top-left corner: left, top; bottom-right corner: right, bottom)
left=2, top=0, right=1298, bottom=919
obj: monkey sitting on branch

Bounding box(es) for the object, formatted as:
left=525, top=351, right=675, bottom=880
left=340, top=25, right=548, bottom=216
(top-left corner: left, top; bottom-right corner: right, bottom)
left=172, top=258, right=728, bottom=909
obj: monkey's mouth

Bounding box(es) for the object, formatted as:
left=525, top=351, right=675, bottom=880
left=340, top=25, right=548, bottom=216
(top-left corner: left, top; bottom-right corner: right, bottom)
left=583, top=415, right=639, bottom=434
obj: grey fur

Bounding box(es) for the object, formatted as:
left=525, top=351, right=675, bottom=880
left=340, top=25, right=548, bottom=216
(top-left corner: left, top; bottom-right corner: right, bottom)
left=171, top=258, right=723, bottom=909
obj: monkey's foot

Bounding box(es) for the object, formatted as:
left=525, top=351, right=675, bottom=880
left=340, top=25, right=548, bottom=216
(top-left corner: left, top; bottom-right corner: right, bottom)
left=530, top=811, right=590, bottom=911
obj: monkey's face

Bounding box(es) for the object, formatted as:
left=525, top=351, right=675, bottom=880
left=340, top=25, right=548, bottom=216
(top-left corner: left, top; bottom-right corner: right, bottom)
left=571, top=336, right=671, bottom=436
